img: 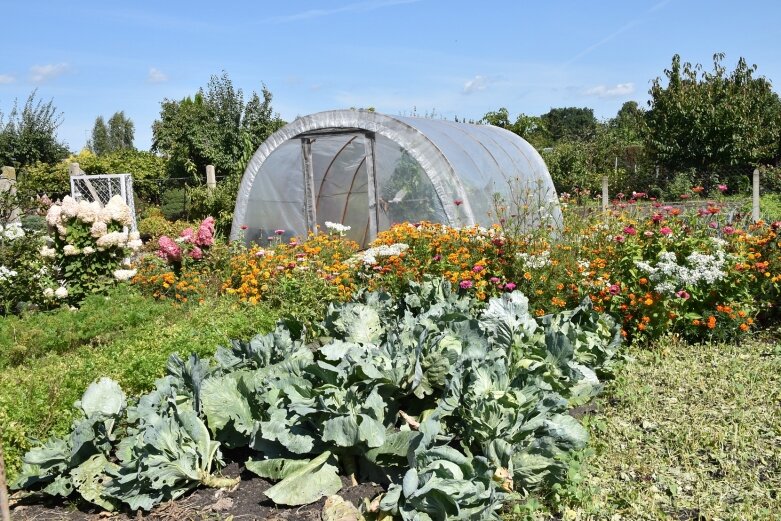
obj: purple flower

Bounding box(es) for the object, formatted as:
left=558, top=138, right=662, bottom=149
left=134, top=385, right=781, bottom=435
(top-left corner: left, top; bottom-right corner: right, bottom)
left=472, top=265, right=484, bottom=273
left=675, top=290, right=690, bottom=300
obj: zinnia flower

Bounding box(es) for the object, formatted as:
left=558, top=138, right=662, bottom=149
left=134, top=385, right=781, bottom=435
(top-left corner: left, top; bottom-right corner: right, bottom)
left=659, top=227, right=673, bottom=236
left=504, top=282, right=517, bottom=291
left=675, top=290, right=690, bottom=300
left=717, top=184, right=728, bottom=192
left=623, top=226, right=637, bottom=235
left=459, top=280, right=473, bottom=289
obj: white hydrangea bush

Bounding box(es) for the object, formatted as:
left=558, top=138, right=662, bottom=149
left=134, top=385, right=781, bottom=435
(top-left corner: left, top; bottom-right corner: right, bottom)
left=43, top=195, right=142, bottom=304
left=0, top=220, right=53, bottom=313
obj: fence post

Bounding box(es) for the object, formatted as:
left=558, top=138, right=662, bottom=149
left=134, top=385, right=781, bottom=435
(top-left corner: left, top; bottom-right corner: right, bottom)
left=601, top=176, right=609, bottom=212
left=0, top=166, right=19, bottom=223
left=752, top=168, right=760, bottom=222
left=206, top=165, right=216, bottom=192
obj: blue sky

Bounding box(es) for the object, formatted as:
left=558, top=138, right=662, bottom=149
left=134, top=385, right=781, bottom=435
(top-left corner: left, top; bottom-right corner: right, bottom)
left=2, top=0, right=780, bottom=151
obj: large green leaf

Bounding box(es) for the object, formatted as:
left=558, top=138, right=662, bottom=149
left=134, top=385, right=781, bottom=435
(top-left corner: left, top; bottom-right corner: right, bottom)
left=263, top=451, right=342, bottom=506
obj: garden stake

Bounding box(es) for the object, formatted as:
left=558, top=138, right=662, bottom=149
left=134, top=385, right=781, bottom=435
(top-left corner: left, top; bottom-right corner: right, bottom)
left=0, top=443, right=11, bottom=521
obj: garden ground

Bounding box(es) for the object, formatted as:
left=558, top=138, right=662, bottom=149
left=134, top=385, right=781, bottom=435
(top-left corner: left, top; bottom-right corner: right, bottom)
left=6, top=311, right=779, bottom=520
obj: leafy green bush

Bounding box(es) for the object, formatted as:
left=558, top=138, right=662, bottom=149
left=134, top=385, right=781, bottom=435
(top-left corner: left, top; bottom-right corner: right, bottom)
left=160, top=186, right=187, bottom=221
left=12, top=278, right=622, bottom=516
left=0, top=222, right=48, bottom=314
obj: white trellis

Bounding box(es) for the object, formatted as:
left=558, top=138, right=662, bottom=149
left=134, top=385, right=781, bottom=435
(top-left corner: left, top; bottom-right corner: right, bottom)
left=70, top=173, right=138, bottom=231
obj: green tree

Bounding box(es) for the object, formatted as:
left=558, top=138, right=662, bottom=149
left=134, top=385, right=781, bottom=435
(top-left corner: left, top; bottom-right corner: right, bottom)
left=540, top=107, right=597, bottom=143
left=151, top=72, right=285, bottom=179
left=89, top=112, right=135, bottom=155
left=0, top=90, right=69, bottom=168
left=610, top=101, right=645, bottom=144
left=481, top=108, right=548, bottom=149
left=645, top=53, right=781, bottom=182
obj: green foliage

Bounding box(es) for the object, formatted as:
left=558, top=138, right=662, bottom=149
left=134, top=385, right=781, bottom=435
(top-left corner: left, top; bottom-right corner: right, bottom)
left=88, top=111, right=135, bottom=156
left=540, top=107, right=597, bottom=143
left=482, top=108, right=548, bottom=149
left=160, top=186, right=188, bottom=221
left=0, top=290, right=278, bottom=479
left=151, top=72, right=285, bottom=180
left=185, top=174, right=240, bottom=233
left=646, top=53, right=781, bottom=185
left=0, top=90, right=70, bottom=168
left=16, top=160, right=70, bottom=199
left=380, top=150, right=440, bottom=224
left=0, top=223, right=49, bottom=314
left=137, top=207, right=195, bottom=243
left=79, top=149, right=167, bottom=203
left=13, top=278, right=622, bottom=515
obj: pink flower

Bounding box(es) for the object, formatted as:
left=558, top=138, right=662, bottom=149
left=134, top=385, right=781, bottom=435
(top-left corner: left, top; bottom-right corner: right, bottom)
left=189, top=246, right=203, bottom=260
left=659, top=227, right=673, bottom=236
left=195, top=217, right=216, bottom=247
left=504, top=282, right=517, bottom=291
left=717, top=184, right=728, bottom=192
left=454, top=199, right=463, bottom=207
left=675, top=290, right=690, bottom=300
left=459, top=280, right=473, bottom=289
left=708, top=221, right=718, bottom=229
left=489, top=277, right=500, bottom=284
left=723, top=226, right=735, bottom=235
left=241, top=225, right=248, bottom=230
left=652, top=213, right=664, bottom=223
left=623, top=226, right=637, bottom=236
left=274, top=229, right=285, bottom=235
left=157, top=236, right=182, bottom=263
left=180, top=228, right=194, bottom=243
left=614, top=234, right=625, bottom=243
left=609, top=284, right=620, bottom=295
left=472, top=265, right=484, bottom=273
left=644, top=231, right=654, bottom=237
left=433, top=254, right=442, bottom=261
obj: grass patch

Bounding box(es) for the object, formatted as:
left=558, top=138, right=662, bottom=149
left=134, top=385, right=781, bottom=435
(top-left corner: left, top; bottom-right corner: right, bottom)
left=0, top=289, right=278, bottom=480
left=510, top=335, right=781, bottom=520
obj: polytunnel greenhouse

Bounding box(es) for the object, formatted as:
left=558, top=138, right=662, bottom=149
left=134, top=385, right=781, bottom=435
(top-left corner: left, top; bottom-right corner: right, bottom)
left=231, top=109, right=561, bottom=246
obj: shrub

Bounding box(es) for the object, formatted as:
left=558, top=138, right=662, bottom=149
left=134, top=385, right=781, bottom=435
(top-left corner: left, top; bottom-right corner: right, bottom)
left=43, top=195, right=142, bottom=304
left=0, top=222, right=48, bottom=314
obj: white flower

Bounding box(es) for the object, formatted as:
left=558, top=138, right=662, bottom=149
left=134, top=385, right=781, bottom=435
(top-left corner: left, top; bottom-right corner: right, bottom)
left=43, top=287, right=54, bottom=298
left=76, top=200, right=102, bottom=224
left=55, top=286, right=68, bottom=299
left=46, top=204, right=63, bottom=227
left=60, top=196, right=79, bottom=219
left=352, top=243, right=409, bottom=265
left=113, top=269, right=137, bottom=281
left=324, top=221, right=352, bottom=234
left=127, top=239, right=143, bottom=250
left=128, top=231, right=140, bottom=241
left=96, top=231, right=128, bottom=249
left=91, top=221, right=108, bottom=238
left=0, top=266, right=17, bottom=282
left=63, top=244, right=80, bottom=256
left=82, top=246, right=95, bottom=255
left=104, top=195, right=132, bottom=226
left=39, top=245, right=56, bottom=258
left=2, top=222, right=25, bottom=240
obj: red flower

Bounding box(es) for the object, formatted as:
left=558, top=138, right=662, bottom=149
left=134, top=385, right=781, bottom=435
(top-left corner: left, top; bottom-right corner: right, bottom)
left=454, top=199, right=463, bottom=207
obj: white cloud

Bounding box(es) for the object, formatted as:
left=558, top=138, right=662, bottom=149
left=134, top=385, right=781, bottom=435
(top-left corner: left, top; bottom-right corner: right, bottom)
left=584, top=82, right=635, bottom=98
left=147, top=67, right=168, bottom=83
left=29, top=63, right=70, bottom=83
left=463, top=75, right=488, bottom=94
left=0, top=74, right=15, bottom=84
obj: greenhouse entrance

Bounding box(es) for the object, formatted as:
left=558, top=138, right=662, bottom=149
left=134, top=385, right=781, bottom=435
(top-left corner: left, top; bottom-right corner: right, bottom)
left=231, top=109, right=561, bottom=247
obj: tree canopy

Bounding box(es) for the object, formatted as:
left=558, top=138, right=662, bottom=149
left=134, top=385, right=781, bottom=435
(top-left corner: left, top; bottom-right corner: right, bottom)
left=88, top=111, right=135, bottom=156
left=0, top=90, right=69, bottom=168
left=151, top=72, right=285, bottom=179
left=645, top=53, right=781, bottom=174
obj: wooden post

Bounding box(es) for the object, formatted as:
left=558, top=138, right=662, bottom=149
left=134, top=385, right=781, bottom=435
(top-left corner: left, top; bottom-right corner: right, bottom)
left=206, top=165, right=216, bottom=192
left=752, top=168, right=760, bottom=222
left=0, top=442, right=11, bottom=521
left=601, top=176, right=609, bottom=212
left=0, top=167, right=19, bottom=223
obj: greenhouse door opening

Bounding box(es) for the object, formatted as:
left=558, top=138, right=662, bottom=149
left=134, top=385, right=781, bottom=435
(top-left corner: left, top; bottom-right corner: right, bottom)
left=303, top=131, right=377, bottom=246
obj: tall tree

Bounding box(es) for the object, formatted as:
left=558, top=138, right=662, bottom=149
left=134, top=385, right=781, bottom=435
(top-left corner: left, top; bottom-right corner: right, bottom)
left=645, top=53, right=781, bottom=175
left=152, top=72, right=285, bottom=179
left=0, top=90, right=69, bottom=167
left=88, top=111, right=134, bottom=155
left=481, top=108, right=548, bottom=149
left=539, top=107, right=597, bottom=143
